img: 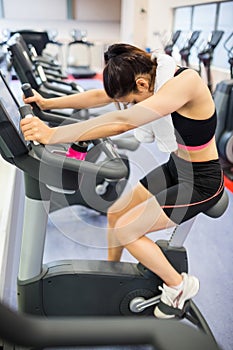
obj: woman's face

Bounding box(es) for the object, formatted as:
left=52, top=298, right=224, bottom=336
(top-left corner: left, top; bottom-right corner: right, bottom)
left=116, top=90, right=153, bottom=107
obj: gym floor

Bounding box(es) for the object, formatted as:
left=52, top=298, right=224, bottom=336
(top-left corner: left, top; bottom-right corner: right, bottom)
left=42, top=77, right=233, bottom=349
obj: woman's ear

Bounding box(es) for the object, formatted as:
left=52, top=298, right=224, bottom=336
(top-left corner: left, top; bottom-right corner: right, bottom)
left=135, top=77, right=150, bottom=93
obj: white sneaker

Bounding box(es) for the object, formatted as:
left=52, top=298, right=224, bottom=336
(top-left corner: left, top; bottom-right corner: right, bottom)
left=154, top=273, right=200, bottom=319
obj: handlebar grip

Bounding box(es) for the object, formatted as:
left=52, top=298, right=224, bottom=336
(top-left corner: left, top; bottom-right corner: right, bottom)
left=19, top=104, right=39, bottom=146
left=19, top=104, right=33, bottom=117
left=21, top=83, right=34, bottom=98
left=21, top=83, right=81, bottom=126
left=21, top=83, right=41, bottom=116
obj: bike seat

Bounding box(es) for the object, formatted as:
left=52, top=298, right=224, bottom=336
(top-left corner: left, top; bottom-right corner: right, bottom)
left=204, top=190, right=229, bottom=218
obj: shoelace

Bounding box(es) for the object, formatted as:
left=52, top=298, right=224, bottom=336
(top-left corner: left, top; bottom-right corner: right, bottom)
left=158, top=286, right=183, bottom=308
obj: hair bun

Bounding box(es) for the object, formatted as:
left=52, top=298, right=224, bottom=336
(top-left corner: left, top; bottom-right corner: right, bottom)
left=104, top=43, right=131, bottom=64
left=104, top=51, right=117, bottom=63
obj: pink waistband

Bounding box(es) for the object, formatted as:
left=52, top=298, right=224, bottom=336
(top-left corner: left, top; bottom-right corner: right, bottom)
left=177, top=138, right=213, bottom=151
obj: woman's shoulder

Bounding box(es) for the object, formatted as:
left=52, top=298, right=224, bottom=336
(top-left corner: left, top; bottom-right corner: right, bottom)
left=175, top=67, right=200, bottom=80
left=172, top=68, right=204, bottom=95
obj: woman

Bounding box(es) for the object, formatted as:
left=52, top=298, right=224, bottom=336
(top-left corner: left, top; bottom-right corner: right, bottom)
left=20, top=43, right=224, bottom=318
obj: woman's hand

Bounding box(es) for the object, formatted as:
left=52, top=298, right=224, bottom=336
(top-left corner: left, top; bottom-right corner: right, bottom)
left=23, top=89, right=47, bottom=110
left=20, top=116, right=55, bottom=144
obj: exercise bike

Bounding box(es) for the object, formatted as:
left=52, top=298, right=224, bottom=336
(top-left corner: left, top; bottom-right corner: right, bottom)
left=0, top=71, right=229, bottom=345
left=179, top=30, right=201, bottom=67
left=21, top=81, right=139, bottom=213
left=164, top=30, right=181, bottom=57
left=198, top=30, right=224, bottom=93
left=0, top=300, right=221, bottom=350
left=214, top=31, right=233, bottom=181
left=6, top=33, right=84, bottom=98
left=0, top=70, right=133, bottom=217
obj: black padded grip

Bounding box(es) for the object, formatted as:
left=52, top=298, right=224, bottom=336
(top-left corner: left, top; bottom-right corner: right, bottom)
left=21, top=83, right=34, bottom=98
left=19, top=104, right=34, bottom=118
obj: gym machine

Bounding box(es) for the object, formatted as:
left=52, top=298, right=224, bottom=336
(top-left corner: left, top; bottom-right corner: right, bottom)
left=10, top=29, right=64, bottom=71
left=66, top=29, right=97, bottom=79
left=0, top=300, right=221, bottom=350
left=7, top=33, right=83, bottom=97
left=179, top=31, right=201, bottom=67
left=164, top=30, right=181, bottom=56
left=0, top=70, right=228, bottom=345
left=198, top=30, right=224, bottom=93
left=0, top=71, right=132, bottom=216
left=21, top=81, right=140, bottom=213
left=214, top=31, right=233, bottom=181
left=6, top=33, right=91, bottom=121
left=224, top=32, right=233, bottom=79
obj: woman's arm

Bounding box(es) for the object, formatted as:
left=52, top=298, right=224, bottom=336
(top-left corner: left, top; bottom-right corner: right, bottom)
left=20, top=70, right=201, bottom=145
left=23, top=89, right=113, bottom=111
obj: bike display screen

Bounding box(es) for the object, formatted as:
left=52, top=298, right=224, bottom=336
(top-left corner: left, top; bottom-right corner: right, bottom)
left=0, top=71, right=26, bottom=142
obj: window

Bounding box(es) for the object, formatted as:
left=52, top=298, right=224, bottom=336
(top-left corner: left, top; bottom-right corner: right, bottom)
left=192, top=3, right=217, bottom=35
left=171, top=7, right=193, bottom=60
left=217, top=1, right=233, bottom=69
left=191, top=3, right=218, bottom=65
left=173, top=6, right=192, bottom=33
left=67, top=0, right=75, bottom=19
left=173, top=1, right=233, bottom=70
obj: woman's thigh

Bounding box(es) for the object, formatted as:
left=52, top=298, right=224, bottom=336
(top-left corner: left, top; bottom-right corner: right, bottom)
left=156, top=180, right=224, bottom=224
left=108, top=162, right=173, bottom=218
left=108, top=182, right=153, bottom=218
left=140, top=162, right=175, bottom=195
left=114, top=195, right=176, bottom=246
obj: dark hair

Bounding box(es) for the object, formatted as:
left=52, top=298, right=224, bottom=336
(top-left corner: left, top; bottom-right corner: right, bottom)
left=103, top=43, right=157, bottom=99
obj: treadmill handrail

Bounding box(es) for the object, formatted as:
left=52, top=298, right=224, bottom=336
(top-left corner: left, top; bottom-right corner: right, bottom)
left=68, top=39, right=94, bottom=47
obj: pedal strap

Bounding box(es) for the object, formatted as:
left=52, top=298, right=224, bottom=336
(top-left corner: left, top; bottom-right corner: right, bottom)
left=157, top=300, right=190, bottom=317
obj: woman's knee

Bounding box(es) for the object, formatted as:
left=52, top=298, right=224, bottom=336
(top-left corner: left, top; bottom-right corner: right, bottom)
left=110, top=199, right=175, bottom=246
left=107, top=183, right=149, bottom=225
left=113, top=214, right=139, bottom=247
left=107, top=203, right=122, bottom=227
left=107, top=193, right=133, bottom=227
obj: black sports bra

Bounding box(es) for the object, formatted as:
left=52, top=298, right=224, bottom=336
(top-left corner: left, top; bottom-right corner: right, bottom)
left=171, top=68, right=217, bottom=150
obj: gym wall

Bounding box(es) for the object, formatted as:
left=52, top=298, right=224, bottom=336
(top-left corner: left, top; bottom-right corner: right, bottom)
left=0, top=0, right=121, bottom=70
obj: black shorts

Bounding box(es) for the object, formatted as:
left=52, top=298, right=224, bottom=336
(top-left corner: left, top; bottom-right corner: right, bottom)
left=140, top=153, right=224, bottom=224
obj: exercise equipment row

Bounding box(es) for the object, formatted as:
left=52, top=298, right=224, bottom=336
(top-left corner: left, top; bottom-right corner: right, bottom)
left=1, top=28, right=97, bottom=79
